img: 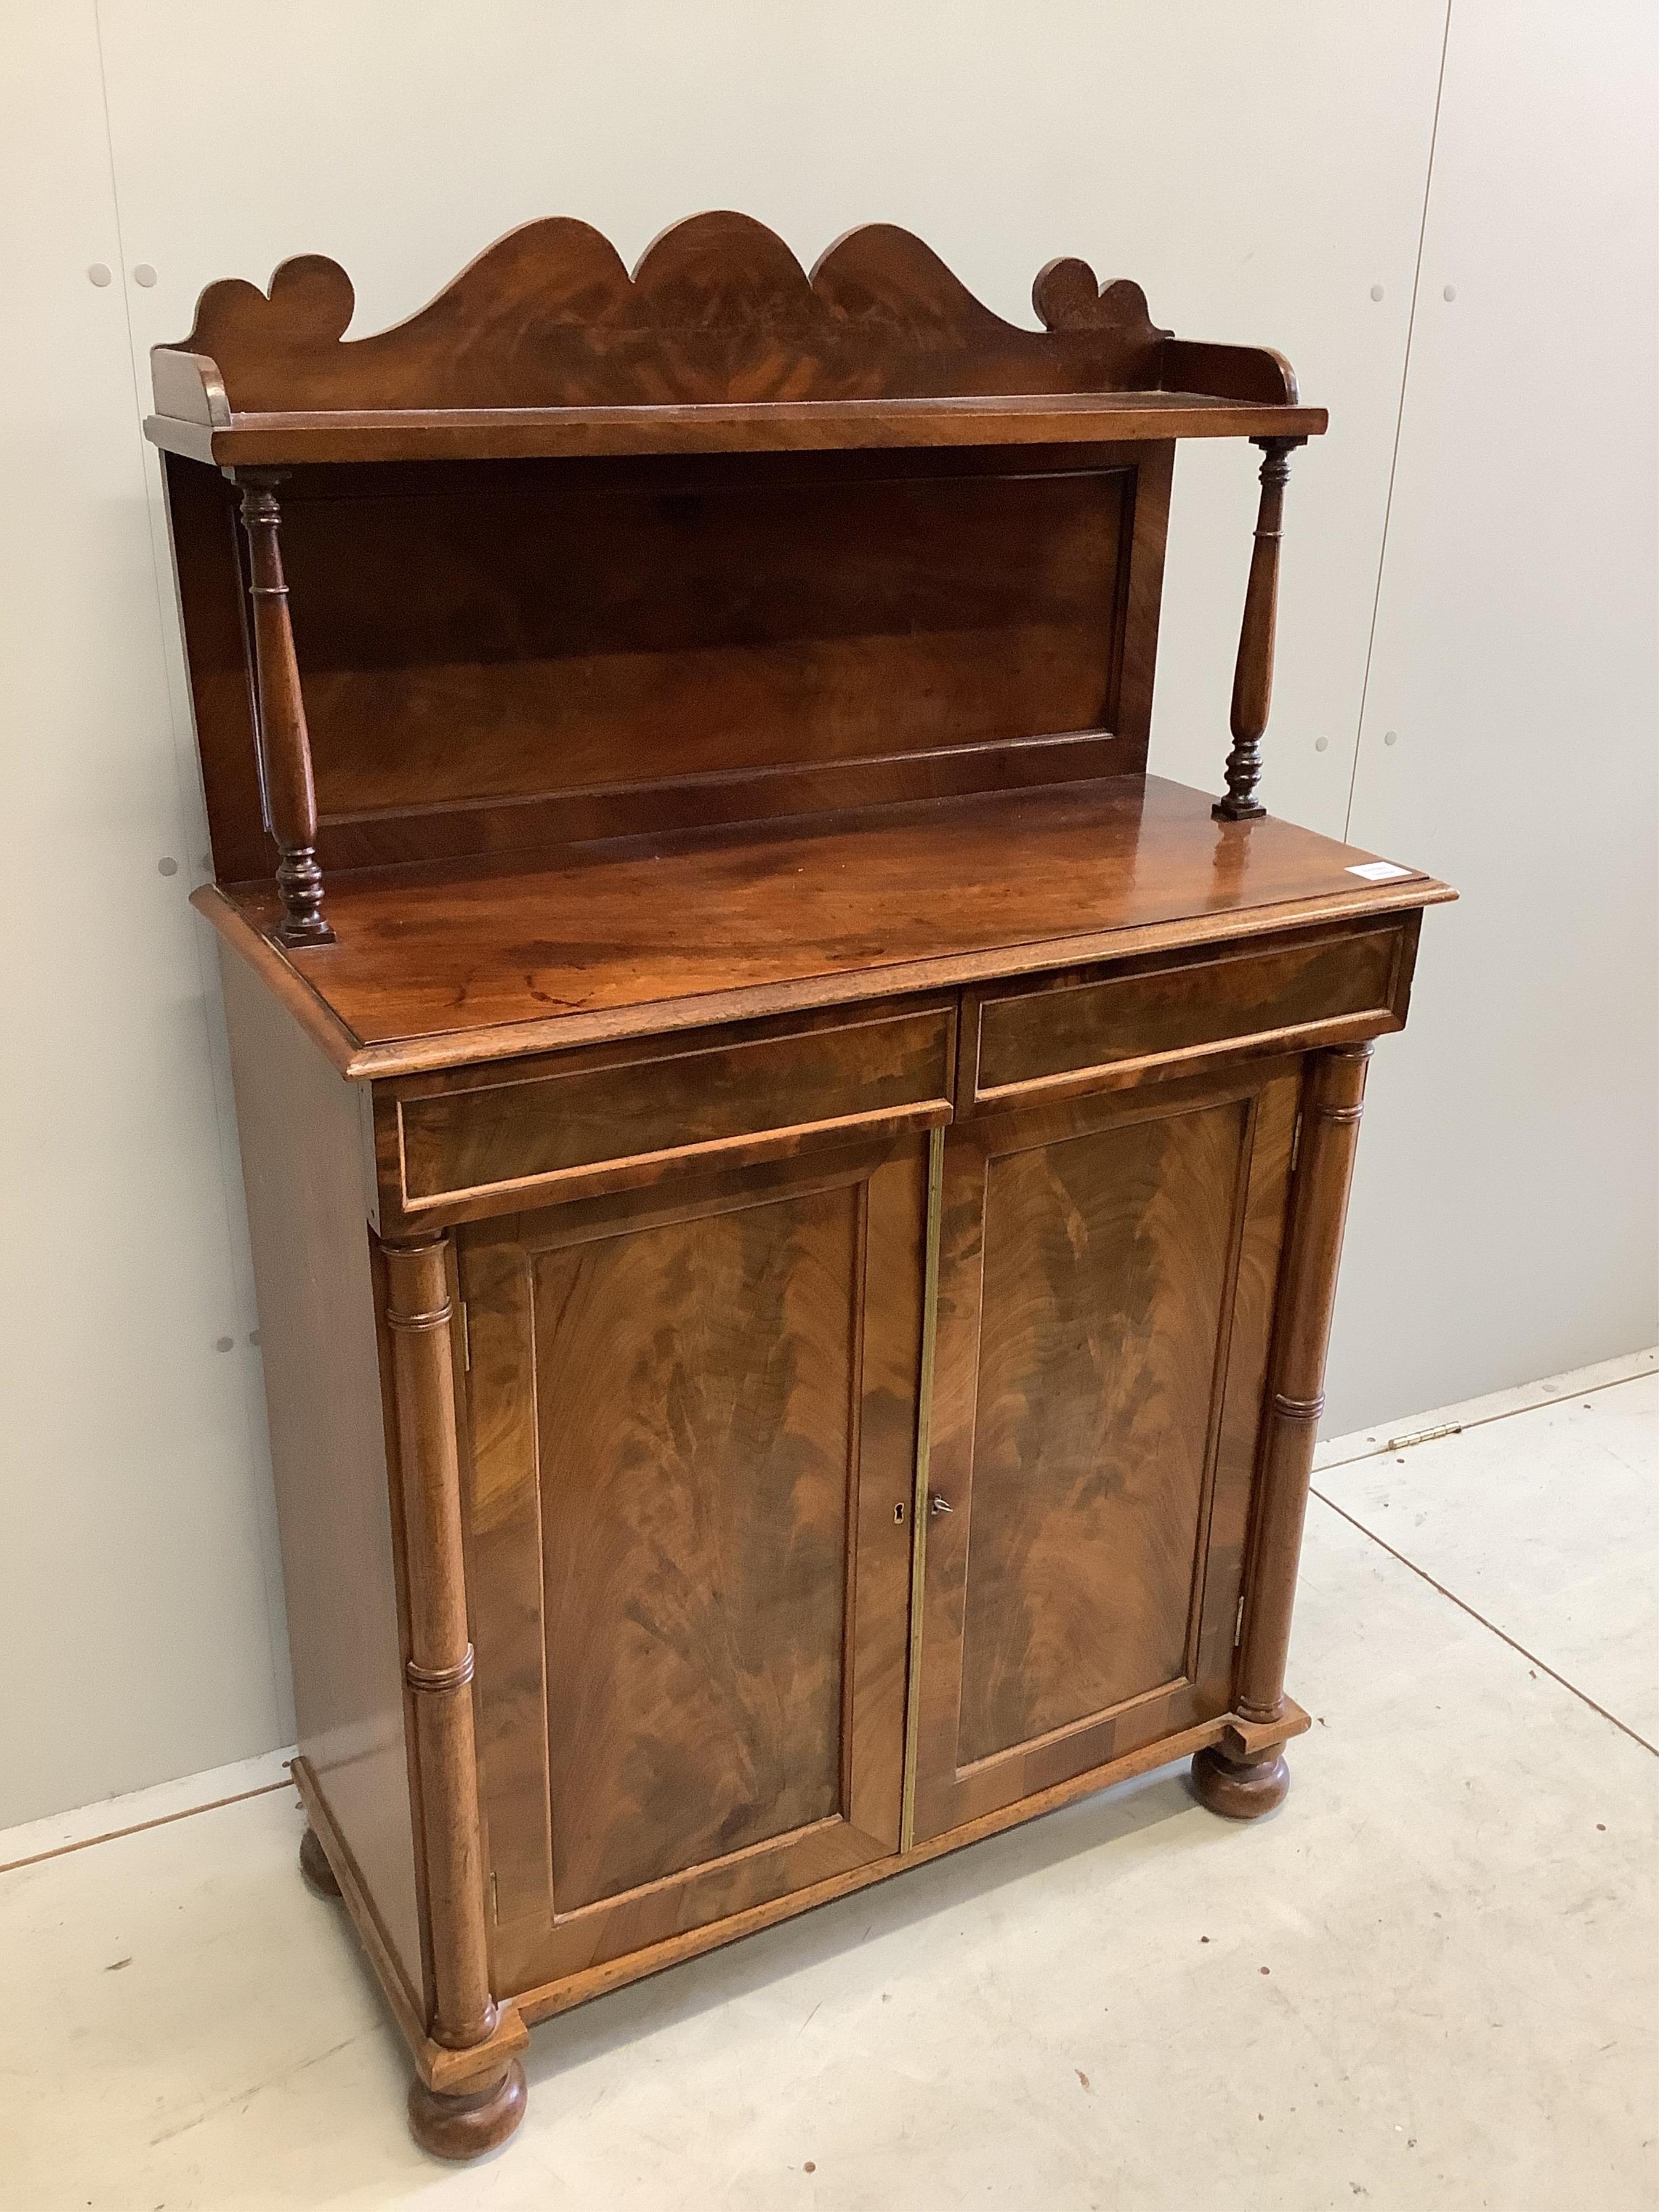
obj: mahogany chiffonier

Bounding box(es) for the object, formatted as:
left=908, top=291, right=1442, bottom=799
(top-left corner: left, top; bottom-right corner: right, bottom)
left=145, top=213, right=1452, bottom=2159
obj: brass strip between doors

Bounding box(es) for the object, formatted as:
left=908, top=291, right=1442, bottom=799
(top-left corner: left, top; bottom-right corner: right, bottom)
left=899, top=1125, right=945, bottom=1854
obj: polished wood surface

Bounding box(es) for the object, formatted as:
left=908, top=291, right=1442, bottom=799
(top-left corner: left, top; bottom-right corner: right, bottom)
left=168, top=442, right=1172, bottom=885
left=375, top=1000, right=954, bottom=1229
left=236, top=474, right=333, bottom=942
left=538, top=1180, right=857, bottom=1904
left=377, top=1233, right=527, bottom=2148
left=378, top=1239, right=495, bottom=2047
left=279, top=457, right=1135, bottom=816
left=215, top=950, right=424, bottom=2005
left=515, top=1701, right=1305, bottom=2028
left=297, top=1824, right=342, bottom=1899
left=1190, top=1042, right=1371, bottom=1820
left=912, top=1060, right=1298, bottom=1842
left=148, top=394, right=1328, bottom=470
left=291, top=1757, right=530, bottom=2100
left=955, top=1091, right=1267, bottom=1764
left=145, top=212, right=1324, bottom=467
left=201, top=777, right=1449, bottom=1073
left=1215, top=436, right=1303, bottom=822
left=153, top=212, right=1331, bottom=920
left=163, top=213, right=1445, bottom=2159
left=1190, top=1743, right=1291, bottom=1818
left=407, top=2065, right=528, bottom=2162
left=161, top=452, right=271, bottom=885
left=1237, top=1041, right=1372, bottom=1724
left=460, top=1137, right=923, bottom=1993
left=968, top=914, right=1411, bottom=1105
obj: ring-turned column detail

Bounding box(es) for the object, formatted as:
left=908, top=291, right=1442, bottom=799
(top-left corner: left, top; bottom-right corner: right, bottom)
left=382, top=1232, right=526, bottom=2157
left=1213, top=435, right=1307, bottom=822
left=1193, top=1042, right=1371, bottom=1818
left=235, top=470, right=333, bottom=946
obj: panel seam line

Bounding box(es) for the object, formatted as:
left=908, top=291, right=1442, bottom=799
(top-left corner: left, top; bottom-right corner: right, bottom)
left=1308, top=1489, right=1657, bottom=1757
left=0, top=1776, right=295, bottom=1876
left=1313, top=1360, right=1656, bottom=1473
left=1343, top=0, right=1455, bottom=840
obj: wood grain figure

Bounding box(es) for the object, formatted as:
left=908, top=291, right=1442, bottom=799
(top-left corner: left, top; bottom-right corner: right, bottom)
left=149, top=213, right=1448, bottom=2156
left=1215, top=436, right=1304, bottom=821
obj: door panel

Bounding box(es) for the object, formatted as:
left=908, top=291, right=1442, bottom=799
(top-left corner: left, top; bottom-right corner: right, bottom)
left=957, top=1100, right=1245, bottom=1765
left=461, top=1137, right=925, bottom=1994
left=913, top=1061, right=1298, bottom=1842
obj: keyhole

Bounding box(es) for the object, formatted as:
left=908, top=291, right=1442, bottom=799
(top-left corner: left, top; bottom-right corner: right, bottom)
left=894, top=1502, right=906, bottom=1525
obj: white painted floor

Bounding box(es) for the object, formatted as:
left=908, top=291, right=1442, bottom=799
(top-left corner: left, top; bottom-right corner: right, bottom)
left=3, top=1352, right=1654, bottom=2211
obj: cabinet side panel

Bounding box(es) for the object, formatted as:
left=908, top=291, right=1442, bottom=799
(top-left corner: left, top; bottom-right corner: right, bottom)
left=218, top=948, right=423, bottom=2001
left=163, top=455, right=271, bottom=884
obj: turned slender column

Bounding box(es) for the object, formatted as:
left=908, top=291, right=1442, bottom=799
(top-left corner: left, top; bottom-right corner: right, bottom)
left=236, top=470, right=333, bottom=946
left=383, top=1233, right=525, bottom=2156
left=1213, top=435, right=1306, bottom=823
left=1193, top=1042, right=1371, bottom=1819
left=1237, top=1042, right=1370, bottom=1718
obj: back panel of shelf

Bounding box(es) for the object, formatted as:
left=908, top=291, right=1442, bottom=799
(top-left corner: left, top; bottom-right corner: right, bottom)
left=168, top=441, right=1174, bottom=882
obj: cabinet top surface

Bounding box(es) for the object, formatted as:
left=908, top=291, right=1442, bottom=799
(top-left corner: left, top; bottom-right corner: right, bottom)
left=144, top=211, right=1324, bottom=466
left=199, top=775, right=1451, bottom=1079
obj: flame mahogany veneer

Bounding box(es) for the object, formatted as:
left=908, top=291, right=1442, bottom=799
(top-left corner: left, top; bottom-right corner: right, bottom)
left=149, top=214, right=1451, bottom=2160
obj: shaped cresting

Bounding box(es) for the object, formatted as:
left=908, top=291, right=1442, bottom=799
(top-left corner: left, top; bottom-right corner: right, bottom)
left=147, top=211, right=1316, bottom=945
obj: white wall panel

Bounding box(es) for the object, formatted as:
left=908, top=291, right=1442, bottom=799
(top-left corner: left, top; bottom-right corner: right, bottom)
left=1326, top=0, right=1658, bottom=1428
left=0, top=8, right=290, bottom=1824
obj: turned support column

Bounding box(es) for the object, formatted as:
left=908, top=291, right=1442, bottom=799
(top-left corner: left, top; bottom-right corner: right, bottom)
left=1194, top=1042, right=1371, bottom=1818
left=235, top=470, right=333, bottom=946
left=382, top=1233, right=525, bottom=2159
left=1213, top=435, right=1306, bottom=823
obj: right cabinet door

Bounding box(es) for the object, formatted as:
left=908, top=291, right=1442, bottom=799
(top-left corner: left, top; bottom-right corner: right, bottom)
left=911, top=1056, right=1300, bottom=1843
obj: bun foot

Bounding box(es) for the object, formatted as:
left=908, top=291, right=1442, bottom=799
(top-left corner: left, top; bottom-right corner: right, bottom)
left=408, top=2060, right=528, bottom=2161
left=1191, top=1743, right=1290, bottom=1820
left=298, top=1824, right=342, bottom=1898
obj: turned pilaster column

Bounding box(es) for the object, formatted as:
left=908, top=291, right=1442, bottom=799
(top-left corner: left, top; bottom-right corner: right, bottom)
left=1213, top=435, right=1306, bottom=823
left=382, top=1232, right=525, bottom=2157
left=236, top=470, right=333, bottom=946
left=1237, top=1042, right=1370, bottom=1719
left=1193, top=1042, right=1371, bottom=1818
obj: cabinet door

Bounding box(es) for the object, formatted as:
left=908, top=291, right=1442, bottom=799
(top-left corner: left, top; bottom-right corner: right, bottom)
left=911, top=1061, right=1299, bottom=1844
left=459, top=1135, right=926, bottom=1997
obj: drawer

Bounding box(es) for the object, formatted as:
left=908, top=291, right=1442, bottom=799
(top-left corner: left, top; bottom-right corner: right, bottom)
left=966, top=919, right=1413, bottom=1108
left=373, top=999, right=955, bottom=1225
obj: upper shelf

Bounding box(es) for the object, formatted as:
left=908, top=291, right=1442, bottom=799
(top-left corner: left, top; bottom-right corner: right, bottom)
left=144, top=212, right=1326, bottom=468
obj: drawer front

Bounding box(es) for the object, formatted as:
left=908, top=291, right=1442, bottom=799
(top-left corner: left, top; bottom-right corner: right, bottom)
left=378, top=1000, right=955, bottom=1224
left=968, top=920, right=1411, bottom=1107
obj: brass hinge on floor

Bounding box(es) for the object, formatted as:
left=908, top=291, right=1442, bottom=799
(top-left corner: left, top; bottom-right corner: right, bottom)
left=1235, top=1591, right=1246, bottom=1648
left=459, top=1300, right=472, bottom=1370
left=1385, top=1420, right=1462, bottom=1452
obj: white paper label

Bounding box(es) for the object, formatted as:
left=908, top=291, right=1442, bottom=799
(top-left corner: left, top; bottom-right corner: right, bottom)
left=1346, top=861, right=1413, bottom=882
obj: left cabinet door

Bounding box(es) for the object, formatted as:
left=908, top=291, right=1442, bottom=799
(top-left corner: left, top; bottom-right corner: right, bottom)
left=456, top=1134, right=928, bottom=1999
